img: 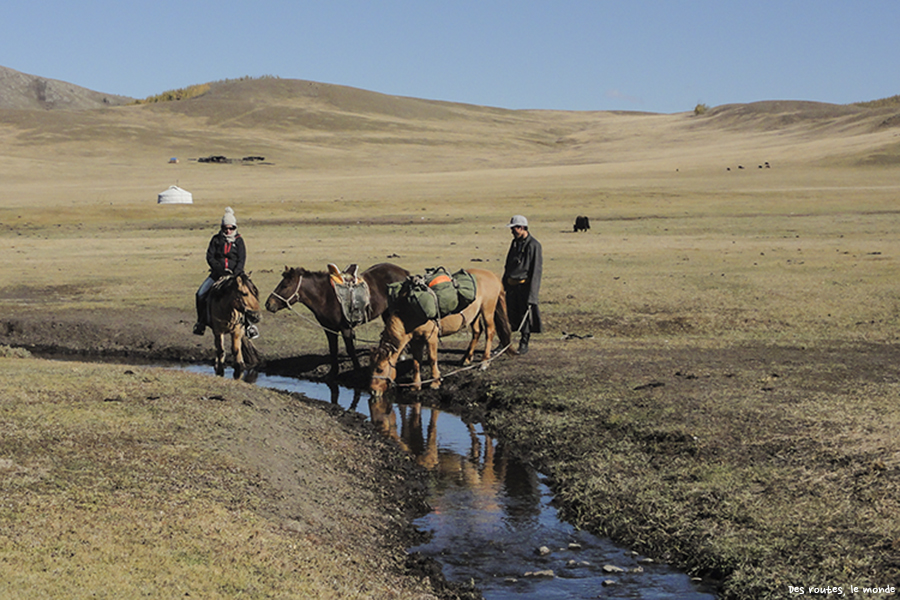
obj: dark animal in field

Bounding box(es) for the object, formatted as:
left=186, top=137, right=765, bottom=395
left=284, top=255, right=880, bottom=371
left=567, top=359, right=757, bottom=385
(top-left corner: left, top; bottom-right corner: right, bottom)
left=574, top=215, right=591, bottom=232
left=265, top=262, right=409, bottom=378
left=207, top=272, right=261, bottom=379
left=370, top=268, right=512, bottom=395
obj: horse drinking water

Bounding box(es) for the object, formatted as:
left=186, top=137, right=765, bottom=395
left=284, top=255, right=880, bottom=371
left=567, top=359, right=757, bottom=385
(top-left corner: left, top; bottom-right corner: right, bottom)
left=370, top=268, right=513, bottom=395
left=265, top=262, right=409, bottom=378
left=207, top=272, right=261, bottom=379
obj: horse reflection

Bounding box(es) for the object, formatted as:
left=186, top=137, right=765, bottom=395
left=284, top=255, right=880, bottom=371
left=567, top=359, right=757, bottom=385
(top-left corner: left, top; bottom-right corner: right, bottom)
left=366, top=401, right=539, bottom=519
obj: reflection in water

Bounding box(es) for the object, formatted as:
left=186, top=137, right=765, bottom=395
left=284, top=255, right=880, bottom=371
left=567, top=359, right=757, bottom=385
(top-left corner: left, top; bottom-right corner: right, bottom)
left=356, top=395, right=713, bottom=599
left=179, top=366, right=715, bottom=599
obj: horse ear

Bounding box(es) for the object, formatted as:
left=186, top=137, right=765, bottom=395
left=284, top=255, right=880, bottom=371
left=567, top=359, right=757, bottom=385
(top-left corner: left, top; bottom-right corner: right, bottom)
left=283, top=265, right=290, bottom=275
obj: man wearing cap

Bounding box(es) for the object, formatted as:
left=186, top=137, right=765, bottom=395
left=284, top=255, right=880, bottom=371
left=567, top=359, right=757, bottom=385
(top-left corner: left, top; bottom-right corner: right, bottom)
left=503, top=215, right=542, bottom=354
left=193, top=207, right=258, bottom=338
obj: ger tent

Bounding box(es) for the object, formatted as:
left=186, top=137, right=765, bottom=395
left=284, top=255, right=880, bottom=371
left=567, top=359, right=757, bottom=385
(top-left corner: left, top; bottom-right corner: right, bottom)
left=157, top=185, right=193, bottom=205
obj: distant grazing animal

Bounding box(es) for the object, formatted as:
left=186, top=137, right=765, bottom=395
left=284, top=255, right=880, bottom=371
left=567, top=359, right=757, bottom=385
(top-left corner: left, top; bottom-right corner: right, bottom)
left=370, top=268, right=512, bottom=395
left=574, top=215, right=591, bottom=232
left=207, top=272, right=261, bottom=379
left=265, top=262, right=409, bottom=378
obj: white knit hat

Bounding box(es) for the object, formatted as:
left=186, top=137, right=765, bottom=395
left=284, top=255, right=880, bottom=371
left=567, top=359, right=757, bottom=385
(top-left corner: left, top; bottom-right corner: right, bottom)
left=221, top=207, right=237, bottom=227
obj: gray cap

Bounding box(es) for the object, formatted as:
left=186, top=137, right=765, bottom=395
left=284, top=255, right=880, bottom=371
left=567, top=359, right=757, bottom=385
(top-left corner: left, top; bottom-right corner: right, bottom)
left=507, top=215, right=528, bottom=228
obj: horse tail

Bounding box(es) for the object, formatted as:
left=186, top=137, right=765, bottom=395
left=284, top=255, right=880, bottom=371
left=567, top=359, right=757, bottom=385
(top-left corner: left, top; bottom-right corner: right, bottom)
left=241, top=337, right=261, bottom=368
left=494, top=288, right=515, bottom=353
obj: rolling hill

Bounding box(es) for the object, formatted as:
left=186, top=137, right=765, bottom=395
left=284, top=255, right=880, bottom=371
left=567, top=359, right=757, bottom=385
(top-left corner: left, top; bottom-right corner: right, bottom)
left=0, top=65, right=133, bottom=110
left=0, top=67, right=898, bottom=175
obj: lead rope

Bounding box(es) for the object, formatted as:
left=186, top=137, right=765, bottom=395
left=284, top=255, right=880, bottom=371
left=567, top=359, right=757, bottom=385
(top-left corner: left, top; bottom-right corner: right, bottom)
left=391, top=305, right=530, bottom=389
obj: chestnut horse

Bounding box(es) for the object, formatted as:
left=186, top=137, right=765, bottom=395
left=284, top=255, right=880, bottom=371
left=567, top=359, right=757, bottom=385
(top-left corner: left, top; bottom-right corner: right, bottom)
left=370, top=268, right=512, bottom=395
left=265, top=262, right=409, bottom=378
left=207, top=272, right=261, bottom=379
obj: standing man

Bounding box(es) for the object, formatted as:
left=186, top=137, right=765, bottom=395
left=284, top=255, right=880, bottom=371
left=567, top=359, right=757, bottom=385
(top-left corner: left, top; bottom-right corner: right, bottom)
left=503, top=214, right=542, bottom=354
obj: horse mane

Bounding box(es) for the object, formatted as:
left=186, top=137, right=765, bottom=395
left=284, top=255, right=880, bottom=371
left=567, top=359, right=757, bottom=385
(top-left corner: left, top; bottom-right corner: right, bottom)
left=238, top=271, right=259, bottom=298
left=211, top=272, right=258, bottom=300
left=373, top=313, right=406, bottom=363
left=284, top=266, right=329, bottom=281
left=210, top=274, right=237, bottom=297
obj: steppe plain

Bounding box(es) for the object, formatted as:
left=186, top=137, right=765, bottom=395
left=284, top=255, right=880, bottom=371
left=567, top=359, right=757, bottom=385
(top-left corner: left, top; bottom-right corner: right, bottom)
left=2, top=74, right=900, bottom=599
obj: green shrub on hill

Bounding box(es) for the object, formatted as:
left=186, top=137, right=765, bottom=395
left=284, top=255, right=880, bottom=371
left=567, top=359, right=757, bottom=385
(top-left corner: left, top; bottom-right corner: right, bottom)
left=131, top=83, right=211, bottom=104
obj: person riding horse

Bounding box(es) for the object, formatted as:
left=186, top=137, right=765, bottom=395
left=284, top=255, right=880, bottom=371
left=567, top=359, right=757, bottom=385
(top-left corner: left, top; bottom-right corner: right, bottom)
left=193, top=207, right=259, bottom=339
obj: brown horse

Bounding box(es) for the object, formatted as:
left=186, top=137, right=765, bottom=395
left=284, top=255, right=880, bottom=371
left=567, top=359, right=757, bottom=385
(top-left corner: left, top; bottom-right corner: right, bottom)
left=370, top=268, right=512, bottom=395
left=265, top=262, right=409, bottom=378
left=207, top=272, right=261, bottom=379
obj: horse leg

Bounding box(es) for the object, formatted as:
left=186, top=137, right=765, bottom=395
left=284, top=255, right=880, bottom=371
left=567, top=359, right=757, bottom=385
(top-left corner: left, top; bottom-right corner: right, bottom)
left=214, top=332, right=226, bottom=377
left=462, top=316, right=483, bottom=366
left=411, top=354, right=423, bottom=390
left=325, top=331, right=340, bottom=379
left=231, top=331, right=244, bottom=380
left=343, top=330, right=362, bottom=371
left=427, top=333, right=441, bottom=389
left=481, top=306, right=496, bottom=362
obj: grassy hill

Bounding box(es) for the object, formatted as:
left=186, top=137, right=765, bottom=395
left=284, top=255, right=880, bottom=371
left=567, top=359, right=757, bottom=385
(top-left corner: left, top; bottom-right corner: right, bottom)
left=2, top=74, right=898, bottom=174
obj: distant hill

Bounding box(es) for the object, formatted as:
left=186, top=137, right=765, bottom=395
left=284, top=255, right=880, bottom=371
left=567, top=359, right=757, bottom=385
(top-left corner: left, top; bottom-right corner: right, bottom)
left=0, top=66, right=133, bottom=110
left=0, top=67, right=897, bottom=171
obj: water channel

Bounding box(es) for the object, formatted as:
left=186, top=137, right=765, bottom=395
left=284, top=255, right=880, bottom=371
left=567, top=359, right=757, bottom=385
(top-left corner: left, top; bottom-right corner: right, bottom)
left=183, top=365, right=718, bottom=599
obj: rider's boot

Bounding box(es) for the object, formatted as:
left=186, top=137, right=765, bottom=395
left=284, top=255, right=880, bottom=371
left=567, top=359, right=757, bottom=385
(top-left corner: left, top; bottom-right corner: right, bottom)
left=193, top=296, right=207, bottom=335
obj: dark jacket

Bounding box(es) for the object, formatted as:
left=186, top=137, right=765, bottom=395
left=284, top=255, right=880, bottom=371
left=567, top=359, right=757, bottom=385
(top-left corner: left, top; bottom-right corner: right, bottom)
left=503, top=233, right=542, bottom=305
left=206, top=233, right=246, bottom=280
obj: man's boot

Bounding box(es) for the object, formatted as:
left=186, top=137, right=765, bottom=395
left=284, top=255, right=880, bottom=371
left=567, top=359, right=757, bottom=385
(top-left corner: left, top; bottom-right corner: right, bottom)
left=518, top=332, right=530, bottom=355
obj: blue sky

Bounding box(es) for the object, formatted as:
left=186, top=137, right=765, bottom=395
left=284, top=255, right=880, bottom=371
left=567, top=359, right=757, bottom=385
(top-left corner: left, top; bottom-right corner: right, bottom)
left=2, top=1, right=897, bottom=114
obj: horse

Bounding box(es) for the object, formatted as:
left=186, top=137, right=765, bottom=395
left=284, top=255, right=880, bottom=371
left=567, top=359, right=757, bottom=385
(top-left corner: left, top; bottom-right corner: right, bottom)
left=265, top=262, right=410, bottom=378
left=207, top=272, right=262, bottom=379
left=370, top=268, right=513, bottom=395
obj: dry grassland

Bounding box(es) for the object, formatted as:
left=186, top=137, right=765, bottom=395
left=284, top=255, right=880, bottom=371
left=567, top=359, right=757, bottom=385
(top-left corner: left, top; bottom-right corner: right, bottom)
left=3, top=79, right=900, bottom=598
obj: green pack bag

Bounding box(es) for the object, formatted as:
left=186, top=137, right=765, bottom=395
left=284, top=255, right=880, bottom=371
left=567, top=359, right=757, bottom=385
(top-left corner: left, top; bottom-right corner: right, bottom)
left=388, top=275, right=437, bottom=328
left=387, top=268, right=477, bottom=327
left=425, top=266, right=459, bottom=316
left=452, top=269, right=477, bottom=310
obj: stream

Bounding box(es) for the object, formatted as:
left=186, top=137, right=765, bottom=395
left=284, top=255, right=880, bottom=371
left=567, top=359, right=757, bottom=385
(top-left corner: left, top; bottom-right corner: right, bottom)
left=182, top=365, right=717, bottom=599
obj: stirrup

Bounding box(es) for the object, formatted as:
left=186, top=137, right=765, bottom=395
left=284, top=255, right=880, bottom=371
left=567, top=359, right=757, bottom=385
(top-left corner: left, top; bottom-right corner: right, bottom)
left=246, top=324, right=260, bottom=340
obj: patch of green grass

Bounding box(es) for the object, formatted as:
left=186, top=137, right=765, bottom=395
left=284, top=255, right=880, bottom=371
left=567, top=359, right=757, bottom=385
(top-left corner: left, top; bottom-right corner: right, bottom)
left=481, top=341, right=900, bottom=599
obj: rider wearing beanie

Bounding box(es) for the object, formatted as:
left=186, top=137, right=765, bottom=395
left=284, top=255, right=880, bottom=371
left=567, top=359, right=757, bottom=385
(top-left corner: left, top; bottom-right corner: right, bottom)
left=193, top=207, right=257, bottom=337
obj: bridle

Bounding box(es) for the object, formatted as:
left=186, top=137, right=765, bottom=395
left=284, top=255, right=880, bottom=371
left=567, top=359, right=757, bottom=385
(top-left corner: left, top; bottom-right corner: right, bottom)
left=370, top=339, right=400, bottom=384
left=270, top=271, right=303, bottom=308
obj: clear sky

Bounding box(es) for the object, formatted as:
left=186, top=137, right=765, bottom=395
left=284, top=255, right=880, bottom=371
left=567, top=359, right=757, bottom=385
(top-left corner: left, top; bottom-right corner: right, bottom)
left=2, top=1, right=897, bottom=114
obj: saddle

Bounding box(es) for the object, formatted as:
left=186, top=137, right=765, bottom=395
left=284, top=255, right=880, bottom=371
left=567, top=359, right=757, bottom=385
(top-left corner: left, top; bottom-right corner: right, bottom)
left=328, top=263, right=371, bottom=326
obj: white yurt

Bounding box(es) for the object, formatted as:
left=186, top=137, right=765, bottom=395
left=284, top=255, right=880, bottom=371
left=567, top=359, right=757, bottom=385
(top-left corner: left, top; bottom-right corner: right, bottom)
left=157, top=185, right=193, bottom=205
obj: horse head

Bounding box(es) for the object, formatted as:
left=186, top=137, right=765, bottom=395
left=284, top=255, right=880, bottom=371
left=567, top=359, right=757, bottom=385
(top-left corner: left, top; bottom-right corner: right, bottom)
left=266, top=266, right=304, bottom=313
left=235, top=272, right=261, bottom=323
left=369, top=341, right=396, bottom=396
left=369, top=313, right=409, bottom=396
